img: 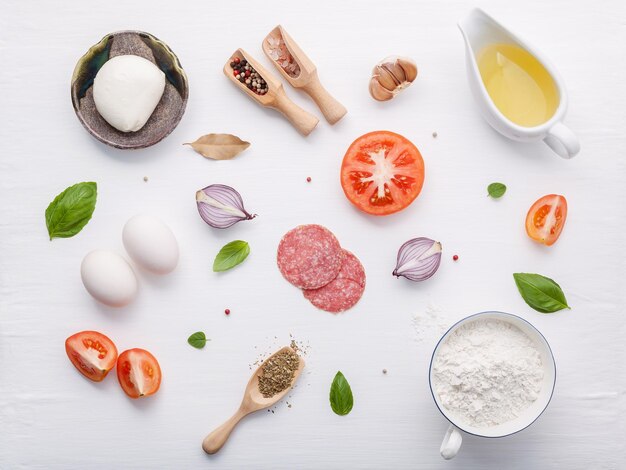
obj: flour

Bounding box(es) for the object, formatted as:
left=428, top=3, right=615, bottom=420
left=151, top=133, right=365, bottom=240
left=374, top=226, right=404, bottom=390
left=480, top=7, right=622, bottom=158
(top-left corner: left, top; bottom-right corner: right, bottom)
left=411, top=303, right=450, bottom=343
left=432, top=318, right=544, bottom=428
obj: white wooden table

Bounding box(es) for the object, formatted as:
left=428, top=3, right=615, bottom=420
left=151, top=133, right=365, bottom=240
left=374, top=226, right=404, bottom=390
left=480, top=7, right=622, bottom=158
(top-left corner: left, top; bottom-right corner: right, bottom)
left=1, top=0, right=624, bottom=468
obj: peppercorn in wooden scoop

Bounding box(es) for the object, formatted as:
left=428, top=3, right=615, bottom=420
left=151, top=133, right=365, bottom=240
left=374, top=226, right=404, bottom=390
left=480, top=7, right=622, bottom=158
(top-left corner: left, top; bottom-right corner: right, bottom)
left=224, top=49, right=319, bottom=136
left=263, top=25, right=347, bottom=124
left=202, top=346, right=305, bottom=454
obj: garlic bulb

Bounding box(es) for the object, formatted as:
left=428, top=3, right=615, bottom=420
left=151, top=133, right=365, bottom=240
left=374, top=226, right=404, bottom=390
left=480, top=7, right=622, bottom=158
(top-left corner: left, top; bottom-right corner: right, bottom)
left=369, top=56, right=418, bottom=101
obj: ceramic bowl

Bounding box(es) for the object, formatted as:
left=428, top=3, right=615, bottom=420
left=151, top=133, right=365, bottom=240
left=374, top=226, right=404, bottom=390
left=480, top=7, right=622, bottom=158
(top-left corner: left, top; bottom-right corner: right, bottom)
left=429, top=311, right=556, bottom=459
left=70, top=30, right=188, bottom=150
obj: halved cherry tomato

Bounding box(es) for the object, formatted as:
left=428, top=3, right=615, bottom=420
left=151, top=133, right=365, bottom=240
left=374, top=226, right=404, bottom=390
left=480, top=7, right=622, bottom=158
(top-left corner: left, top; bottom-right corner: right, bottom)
left=340, top=131, right=425, bottom=216
left=65, top=331, right=118, bottom=382
left=116, top=348, right=162, bottom=399
left=525, top=194, right=568, bottom=246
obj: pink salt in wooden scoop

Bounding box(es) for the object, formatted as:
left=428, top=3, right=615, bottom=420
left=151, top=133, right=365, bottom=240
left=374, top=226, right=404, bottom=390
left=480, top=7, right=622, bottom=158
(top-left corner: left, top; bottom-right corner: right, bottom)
left=263, top=25, right=347, bottom=124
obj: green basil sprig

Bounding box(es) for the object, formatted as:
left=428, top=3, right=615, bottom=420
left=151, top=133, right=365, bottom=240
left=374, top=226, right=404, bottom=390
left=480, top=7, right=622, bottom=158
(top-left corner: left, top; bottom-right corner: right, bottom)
left=213, top=240, right=250, bottom=272
left=487, top=182, right=506, bottom=198
left=329, top=371, right=354, bottom=416
left=188, top=331, right=210, bottom=349
left=45, top=182, right=97, bottom=239
left=513, top=273, right=570, bottom=313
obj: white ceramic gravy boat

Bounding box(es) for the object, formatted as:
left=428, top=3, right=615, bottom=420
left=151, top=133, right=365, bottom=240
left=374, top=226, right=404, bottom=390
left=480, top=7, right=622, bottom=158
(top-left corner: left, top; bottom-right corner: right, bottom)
left=459, top=8, right=580, bottom=159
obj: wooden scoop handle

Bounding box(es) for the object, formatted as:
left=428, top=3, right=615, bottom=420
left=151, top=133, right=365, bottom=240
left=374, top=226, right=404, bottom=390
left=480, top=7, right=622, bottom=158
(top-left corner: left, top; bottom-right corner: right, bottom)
left=302, top=75, right=347, bottom=125
left=202, top=408, right=246, bottom=454
left=272, top=92, right=319, bottom=136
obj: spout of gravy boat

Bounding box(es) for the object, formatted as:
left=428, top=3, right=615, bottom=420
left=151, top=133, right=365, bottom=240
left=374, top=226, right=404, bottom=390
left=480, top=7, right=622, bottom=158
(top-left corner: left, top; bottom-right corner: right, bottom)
left=458, top=8, right=580, bottom=158
left=458, top=8, right=513, bottom=54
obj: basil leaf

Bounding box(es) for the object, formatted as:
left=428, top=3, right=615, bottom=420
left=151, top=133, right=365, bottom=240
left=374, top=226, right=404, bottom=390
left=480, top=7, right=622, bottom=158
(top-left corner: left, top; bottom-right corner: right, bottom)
left=45, top=182, right=97, bottom=239
left=487, top=182, right=506, bottom=198
left=513, top=273, right=570, bottom=313
left=213, top=240, right=250, bottom=272
left=188, top=331, right=210, bottom=349
left=329, top=371, right=354, bottom=416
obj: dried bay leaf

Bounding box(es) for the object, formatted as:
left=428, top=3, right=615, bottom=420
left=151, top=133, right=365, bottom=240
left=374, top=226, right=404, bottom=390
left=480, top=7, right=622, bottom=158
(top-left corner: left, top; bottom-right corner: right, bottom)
left=184, top=133, right=250, bottom=160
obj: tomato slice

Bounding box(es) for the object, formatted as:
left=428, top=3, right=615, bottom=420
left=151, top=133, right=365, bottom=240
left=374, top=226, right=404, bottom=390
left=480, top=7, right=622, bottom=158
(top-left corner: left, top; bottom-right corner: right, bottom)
left=116, top=349, right=162, bottom=398
left=525, top=194, right=568, bottom=246
left=65, top=331, right=118, bottom=382
left=340, top=131, right=425, bottom=216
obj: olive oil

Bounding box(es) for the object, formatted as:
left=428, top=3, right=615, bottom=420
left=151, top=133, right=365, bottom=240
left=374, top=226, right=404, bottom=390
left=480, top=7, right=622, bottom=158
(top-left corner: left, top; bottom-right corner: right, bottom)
left=477, top=44, right=559, bottom=127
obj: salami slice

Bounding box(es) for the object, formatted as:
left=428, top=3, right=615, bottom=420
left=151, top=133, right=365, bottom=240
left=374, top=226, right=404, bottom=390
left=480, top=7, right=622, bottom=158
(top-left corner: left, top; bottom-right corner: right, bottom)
left=335, top=250, right=366, bottom=287
left=303, top=249, right=366, bottom=313
left=277, top=224, right=344, bottom=289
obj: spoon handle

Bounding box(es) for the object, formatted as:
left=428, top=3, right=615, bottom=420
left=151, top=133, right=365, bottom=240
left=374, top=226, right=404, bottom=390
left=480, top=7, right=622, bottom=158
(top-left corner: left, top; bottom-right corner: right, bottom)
left=202, top=408, right=247, bottom=454
left=302, top=75, right=347, bottom=125
left=272, top=91, right=319, bottom=136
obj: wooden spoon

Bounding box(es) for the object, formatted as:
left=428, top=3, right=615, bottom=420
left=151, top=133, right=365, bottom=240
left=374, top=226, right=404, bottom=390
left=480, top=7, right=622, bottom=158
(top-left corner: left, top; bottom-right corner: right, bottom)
left=202, top=346, right=305, bottom=454
left=223, top=49, right=319, bottom=136
left=262, top=25, right=347, bottom=125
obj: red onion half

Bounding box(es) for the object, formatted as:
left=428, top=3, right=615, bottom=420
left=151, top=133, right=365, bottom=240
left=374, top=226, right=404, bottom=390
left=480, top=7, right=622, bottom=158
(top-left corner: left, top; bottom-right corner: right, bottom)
left=196, top=184, right=256, bottom=229
left=393, top=237, right=442, bottom=281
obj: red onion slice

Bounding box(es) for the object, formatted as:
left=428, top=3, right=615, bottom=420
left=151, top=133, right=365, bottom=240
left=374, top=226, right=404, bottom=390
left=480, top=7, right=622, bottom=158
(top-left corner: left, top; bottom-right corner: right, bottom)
left=393, top=237, right=442, bottom=282
left=196, top=184, right=256, bottom=229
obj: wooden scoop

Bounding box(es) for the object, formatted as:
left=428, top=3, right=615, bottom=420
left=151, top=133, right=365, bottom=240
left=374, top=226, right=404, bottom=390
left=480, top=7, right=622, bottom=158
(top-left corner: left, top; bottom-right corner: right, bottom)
left=262, top=25, right=347, bottom=124
left=223, top=49, right=319, bottom=136
left=202, top=346, right=305, bottom=454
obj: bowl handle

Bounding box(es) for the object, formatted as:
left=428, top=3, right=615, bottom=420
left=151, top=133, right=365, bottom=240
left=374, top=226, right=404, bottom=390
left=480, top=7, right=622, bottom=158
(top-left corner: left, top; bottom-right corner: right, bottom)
left=543, top=122, right=580, bottom=159
left=440, top=425, right=463, bottom=460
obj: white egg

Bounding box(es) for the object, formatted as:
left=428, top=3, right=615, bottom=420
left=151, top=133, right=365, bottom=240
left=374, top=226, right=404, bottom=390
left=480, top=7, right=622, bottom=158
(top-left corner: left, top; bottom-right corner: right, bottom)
left=122, top=214, right=179, bottom=274
left=81, top=250, right=138, bottom=307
